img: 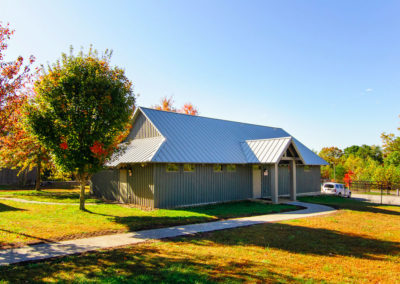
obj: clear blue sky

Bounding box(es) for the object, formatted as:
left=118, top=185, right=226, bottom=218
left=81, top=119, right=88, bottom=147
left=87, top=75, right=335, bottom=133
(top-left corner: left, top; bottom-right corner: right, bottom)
left=2, top=0, right=400, bottom=151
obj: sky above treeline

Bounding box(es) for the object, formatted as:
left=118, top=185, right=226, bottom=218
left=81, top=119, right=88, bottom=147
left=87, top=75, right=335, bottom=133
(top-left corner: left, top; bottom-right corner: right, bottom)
left=1, top=0, right=400, bottom=151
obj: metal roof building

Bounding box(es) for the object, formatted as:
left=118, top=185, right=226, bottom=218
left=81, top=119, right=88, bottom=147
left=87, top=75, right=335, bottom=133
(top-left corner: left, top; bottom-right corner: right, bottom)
left=109, top=107, right=327, bottom=166
left=92, top=107, right=327, bottom=208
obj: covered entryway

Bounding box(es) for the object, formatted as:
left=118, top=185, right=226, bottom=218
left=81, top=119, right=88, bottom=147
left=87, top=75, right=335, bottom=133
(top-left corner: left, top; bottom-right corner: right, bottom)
left=242, top=137, right=304, bottom=203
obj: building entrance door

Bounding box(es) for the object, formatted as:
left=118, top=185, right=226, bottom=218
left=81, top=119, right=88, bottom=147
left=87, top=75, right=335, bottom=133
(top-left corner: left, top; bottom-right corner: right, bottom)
left=252, top=165, right=261, bottom=198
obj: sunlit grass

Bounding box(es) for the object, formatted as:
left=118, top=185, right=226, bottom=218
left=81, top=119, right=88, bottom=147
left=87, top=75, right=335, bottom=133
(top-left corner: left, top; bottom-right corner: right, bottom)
left=0, top=192, right=296, bottom=248
left=1, top=196, right=399, bottom=283
left=0, top=187, right=100, bottom=204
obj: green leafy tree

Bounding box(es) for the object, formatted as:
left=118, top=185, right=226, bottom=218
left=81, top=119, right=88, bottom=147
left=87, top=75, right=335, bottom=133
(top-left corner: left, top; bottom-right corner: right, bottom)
left=26, top=47, right=135, bottom=210
left=381, top=115, right=400, bottom=157
left=333, top=164, right=346, bottom=182
left=384, top=151, right=400, bottom=167
left=343, top=145, right=383, bottom=162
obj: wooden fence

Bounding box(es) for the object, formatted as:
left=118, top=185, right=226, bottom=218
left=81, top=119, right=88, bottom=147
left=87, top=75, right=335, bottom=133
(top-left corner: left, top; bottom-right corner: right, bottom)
left=0, top=168, right=36, bottom=186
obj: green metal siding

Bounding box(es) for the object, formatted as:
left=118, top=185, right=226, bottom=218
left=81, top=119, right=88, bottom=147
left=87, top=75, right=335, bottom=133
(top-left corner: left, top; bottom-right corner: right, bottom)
left=278, top=165, right=290, bottom=196
left=261, top=164, right=290, bottom=197
left=261, top=165, right=272, bottom=197
left=126, top=112, right=160, bottom=141
left=91, top=169, right=120, bottom=201
left=296, top=165, right=321, bottom=194
left=126, top=164, right=155, bottom=208
left=154, top=164, right=252, bottom=208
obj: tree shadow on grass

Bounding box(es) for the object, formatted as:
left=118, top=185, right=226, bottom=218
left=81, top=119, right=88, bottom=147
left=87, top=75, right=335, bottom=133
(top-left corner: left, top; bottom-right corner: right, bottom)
left=84, top=208, right=215, bottom=232
left=0, top=228, right=53, bottom=249
left=0, top=202, right=25, bottom=212
left=0, top=246, right=314, bottom=283
left=172, top=222, right=400, bottom=261
left=8, top=190, right=103, bottom=203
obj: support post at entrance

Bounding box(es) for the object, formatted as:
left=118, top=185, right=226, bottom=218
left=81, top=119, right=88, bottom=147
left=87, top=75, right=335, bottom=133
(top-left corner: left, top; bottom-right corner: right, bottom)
left=272, top=163, right=279, bottom=204
left=290, top=159, right=297, bottom=201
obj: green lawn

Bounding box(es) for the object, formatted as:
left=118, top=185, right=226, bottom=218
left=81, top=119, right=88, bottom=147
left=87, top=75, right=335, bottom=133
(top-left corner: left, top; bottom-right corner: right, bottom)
left=0, top=190, right=297, bottom=248
left=0, top=188, right=102, bottom=204
left=1, top=196, right=399, bottom=283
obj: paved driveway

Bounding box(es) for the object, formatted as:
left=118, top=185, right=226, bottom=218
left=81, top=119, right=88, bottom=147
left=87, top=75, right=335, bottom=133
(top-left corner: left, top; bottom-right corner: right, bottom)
left=352, top=193, right=400, bottom=205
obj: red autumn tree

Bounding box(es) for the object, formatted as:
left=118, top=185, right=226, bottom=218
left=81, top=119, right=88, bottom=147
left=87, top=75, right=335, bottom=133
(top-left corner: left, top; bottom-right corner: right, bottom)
left=343, top=170, right=354, bottom=188
left=0, top=22, right=35, bottom=135
left=153, top=96, right=199, bottom=115
left=180, top=103, right=198, bottom=115
left=0, top=96, right=52, bottom=190
left=153, top=96, right=176, bottom=112
left=0, top=22, right=50, bottom=189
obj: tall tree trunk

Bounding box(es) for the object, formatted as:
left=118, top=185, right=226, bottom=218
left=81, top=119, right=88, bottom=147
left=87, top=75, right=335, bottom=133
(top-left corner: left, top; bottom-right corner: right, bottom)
left=79, top=178, right=86, bottom=211
left=35, top=159, right=41, bottom=191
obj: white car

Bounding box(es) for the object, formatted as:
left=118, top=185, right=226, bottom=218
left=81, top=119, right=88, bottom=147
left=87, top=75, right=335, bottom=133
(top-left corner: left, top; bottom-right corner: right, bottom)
left=321, top=182, right=351, bottom=198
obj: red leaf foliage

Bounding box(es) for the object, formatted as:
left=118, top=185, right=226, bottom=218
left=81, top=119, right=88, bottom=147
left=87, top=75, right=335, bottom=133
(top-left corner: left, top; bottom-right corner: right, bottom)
left=0, top=22, right=36, bottom=134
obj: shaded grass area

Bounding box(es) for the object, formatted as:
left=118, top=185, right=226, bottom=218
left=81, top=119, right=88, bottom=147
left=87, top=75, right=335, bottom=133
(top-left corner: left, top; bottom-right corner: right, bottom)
left=0, top=188, right=101, bottom=204
left=1, top=196, right=399, bottom=283
left=0, top=199, right=296, bottom=248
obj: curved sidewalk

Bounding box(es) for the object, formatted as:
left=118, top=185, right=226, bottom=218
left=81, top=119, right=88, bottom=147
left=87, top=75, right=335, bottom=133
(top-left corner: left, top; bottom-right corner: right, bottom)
left=0, top=201, right=335, bottom=266
left=0, top=197, right=98, bottom=206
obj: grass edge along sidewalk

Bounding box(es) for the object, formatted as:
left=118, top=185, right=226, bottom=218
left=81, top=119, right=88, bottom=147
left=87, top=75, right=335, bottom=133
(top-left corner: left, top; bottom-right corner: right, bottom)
left=0, top=198, right=298, bottom=249
left=0, top=201, right=335, bottom=266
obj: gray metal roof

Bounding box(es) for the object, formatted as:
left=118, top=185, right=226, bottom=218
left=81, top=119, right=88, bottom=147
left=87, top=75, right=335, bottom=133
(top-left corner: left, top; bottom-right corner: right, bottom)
left=241, top=137, right=293, bottom=163
left=108, top=136, right=165, bottom=166
left=110, top=107, right=328, bottom=166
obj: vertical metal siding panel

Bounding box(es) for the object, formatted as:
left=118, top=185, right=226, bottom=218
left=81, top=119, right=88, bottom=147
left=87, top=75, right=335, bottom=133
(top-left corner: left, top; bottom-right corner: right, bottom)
left=261, top=164, right=272, bottom=197
left=296, top=166, right=321, bottom=194
left=126, top=112, right=160, bottom=141
left=127, top=164, right=154, bottom=208
left=278, top=165, right=290, bottom=196
left=154, top=164, right=252, bottom=208
left=91, top=169, right=120, bottom=201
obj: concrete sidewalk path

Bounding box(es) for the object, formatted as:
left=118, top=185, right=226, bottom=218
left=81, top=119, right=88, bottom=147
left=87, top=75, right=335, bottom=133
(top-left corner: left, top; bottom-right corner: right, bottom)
left=0, top=197, right=98, bottom=206
left=0, top=201, right=335, bottom=266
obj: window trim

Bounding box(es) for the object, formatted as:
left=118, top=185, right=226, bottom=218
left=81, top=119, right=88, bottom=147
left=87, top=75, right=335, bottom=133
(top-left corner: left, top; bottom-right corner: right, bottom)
left=183, top=164, right=195, bottom=173
left=213, top=164, right=223, bottom=173
left=166, top=163, right=179, bottom=172
left=227, top=164, right=236, bottom=172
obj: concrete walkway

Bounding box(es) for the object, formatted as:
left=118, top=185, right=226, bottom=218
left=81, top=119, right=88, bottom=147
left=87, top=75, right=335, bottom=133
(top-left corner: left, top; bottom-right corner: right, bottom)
left=352, top=193, right=400, bottom=206
left=0, top=197, right=98, bottom=206
left=0, top=201, right=335, bottom=266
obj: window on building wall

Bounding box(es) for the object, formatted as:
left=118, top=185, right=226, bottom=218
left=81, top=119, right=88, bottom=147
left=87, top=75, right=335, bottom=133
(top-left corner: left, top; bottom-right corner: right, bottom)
left=304, top=165, right=311, bottom=172
left=183, top=164, right=195, bottom=172
left=166, top=163, right=179, bottom=172
left=227, top=164, right=236, bottom=172
left=213, top=164, right=222, bottom=172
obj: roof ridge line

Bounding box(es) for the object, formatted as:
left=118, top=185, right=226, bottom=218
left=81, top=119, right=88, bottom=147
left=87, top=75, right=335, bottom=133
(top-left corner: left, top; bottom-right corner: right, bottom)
left=138, top=106, right=283, bottom=130
left=244, top=136, right=292, bottom=143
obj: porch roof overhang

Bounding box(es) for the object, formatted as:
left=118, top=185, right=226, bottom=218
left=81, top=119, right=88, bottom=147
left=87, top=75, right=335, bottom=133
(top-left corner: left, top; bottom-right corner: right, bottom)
left=107, top=136, right=165, bottom=167
left=240, top=137, right=304, bottom=164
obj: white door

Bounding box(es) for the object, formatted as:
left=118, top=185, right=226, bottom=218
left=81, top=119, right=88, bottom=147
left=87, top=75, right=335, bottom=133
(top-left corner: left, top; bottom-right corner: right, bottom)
left=119, top=169, right=128, bottom=202
left=252, top=166, right=262, bottom=198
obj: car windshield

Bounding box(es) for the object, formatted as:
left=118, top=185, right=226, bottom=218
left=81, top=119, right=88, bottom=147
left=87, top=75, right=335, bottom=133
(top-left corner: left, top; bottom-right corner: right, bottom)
left=324, top=184, right=334, bottom=189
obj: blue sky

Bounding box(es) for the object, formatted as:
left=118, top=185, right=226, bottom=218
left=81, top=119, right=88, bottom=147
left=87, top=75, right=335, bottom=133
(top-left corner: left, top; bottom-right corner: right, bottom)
left=2, top=0, right=400, bottom=151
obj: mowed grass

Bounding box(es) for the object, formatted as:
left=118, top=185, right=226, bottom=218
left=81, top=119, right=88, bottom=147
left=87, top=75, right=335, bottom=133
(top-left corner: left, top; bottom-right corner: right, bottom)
left=0, top=188, right=102, bottom=204
left=1, top=196, right=399, bottom=283
left=0, top=191, right=296, bottom=248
